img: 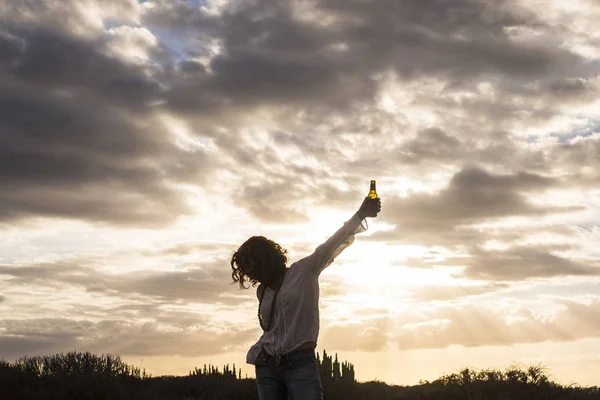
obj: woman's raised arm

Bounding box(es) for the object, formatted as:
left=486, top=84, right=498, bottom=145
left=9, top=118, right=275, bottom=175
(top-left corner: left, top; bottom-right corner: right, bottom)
left=309, top=196, right=381, bottom=275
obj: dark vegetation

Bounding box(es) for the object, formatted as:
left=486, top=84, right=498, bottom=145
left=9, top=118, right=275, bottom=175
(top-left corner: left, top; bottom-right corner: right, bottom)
left=1, top=351, right=599, bottom=400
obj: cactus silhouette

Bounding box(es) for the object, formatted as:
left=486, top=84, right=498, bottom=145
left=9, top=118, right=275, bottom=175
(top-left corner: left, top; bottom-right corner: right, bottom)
left=189, top=363, right=242, bottom=380
left=317, top=349, right=355, bottom=384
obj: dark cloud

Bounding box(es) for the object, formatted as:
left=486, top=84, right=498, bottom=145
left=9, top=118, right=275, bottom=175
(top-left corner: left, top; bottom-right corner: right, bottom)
left=0, top=255, right=248, bottom=306
left=552, top=134, right=600, bottom=177
left=149, top=241, right=236, bottom=256
left=227, top=150, right=369, bottom=223
left=425, top=78, right=599, bottom=141
left=319, top=0, right=559, bottom=78
left=475, top=133, right=600, bottom=190
left=235, top=176, right=378, bottom=224
left=0, top=262, right=77, bottom=282
left=142, top=1, right=219, bottom=34
left=0, top=24, right=211, bottom=227
left=158, top=4, right=376, bottom=115
left=0, top=335, right=76, bottom=360
left=369, top=166, right=580, bottom=247
left=359, top=166, right=593, bottom=282
left=545, top=77, right=595, bottom=98
left=154, top=0, right=590, bottom=118
left=106, top=263, right=242, bottom=304
left=398, top=127, right=466, bottom=164
left=461, top=247, right=600, bottom=281
left=3, top=25, right=159, bottom=108
left=236, top=181, right=311, bottom=223
left=0, top=317, right=255, bottom=359
left=0, top=0, right=139, bottom=33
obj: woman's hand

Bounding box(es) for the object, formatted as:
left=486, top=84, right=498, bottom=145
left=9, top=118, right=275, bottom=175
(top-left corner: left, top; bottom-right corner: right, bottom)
left=357, top=196, right=381, bottom=219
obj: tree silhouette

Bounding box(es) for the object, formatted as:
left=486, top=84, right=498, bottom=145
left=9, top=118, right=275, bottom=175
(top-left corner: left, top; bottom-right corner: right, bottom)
left=2, top=351, right=600, bottom=400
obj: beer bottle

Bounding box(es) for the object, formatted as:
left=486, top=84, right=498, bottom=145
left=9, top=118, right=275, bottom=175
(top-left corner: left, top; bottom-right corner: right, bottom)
left=369, top=180, right=378, bottom=199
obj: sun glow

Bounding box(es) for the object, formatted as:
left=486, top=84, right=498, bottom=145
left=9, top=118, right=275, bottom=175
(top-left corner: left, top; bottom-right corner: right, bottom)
left=307, top=206, right=463, bottom=291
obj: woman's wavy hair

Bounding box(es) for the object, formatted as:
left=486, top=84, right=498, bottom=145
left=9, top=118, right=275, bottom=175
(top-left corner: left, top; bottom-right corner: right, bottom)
left=230, top=236, right=288, bottom=290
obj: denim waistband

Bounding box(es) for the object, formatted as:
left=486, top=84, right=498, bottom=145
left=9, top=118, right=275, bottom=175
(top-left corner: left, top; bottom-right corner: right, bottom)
left=258, top=347, right=315, bottom=366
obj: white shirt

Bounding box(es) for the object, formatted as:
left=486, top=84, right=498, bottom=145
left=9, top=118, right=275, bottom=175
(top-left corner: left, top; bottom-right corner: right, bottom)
left=246, top=212, right=368, bottom=364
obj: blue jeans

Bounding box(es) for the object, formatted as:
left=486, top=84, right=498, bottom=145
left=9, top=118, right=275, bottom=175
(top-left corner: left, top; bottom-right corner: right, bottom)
left=255, top=349, right=323, bottom=400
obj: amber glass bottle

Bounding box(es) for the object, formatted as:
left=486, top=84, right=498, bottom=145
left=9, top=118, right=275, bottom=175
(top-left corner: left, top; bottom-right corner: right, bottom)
left=368, top=180, right=378, bottom=199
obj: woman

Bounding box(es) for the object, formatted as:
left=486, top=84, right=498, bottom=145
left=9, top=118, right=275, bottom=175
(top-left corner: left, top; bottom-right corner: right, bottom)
left=230, top=195, right=382, bottom=400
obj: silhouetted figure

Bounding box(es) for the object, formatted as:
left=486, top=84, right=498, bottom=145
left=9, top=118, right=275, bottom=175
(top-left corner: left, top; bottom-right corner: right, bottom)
left=230, top=195, right=381, bottom=400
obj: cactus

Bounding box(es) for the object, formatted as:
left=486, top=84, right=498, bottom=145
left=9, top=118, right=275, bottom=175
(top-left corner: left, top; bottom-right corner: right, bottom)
left=317, top=349, right=355, bottom=384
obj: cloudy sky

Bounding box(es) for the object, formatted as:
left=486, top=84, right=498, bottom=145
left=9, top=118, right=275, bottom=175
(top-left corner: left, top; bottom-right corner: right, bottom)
left=2, top=0, right=600, bottom=386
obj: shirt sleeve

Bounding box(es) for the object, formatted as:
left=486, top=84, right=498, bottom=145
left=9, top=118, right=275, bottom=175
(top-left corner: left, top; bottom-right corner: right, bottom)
left=308, top=212, right=368, bottom=275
